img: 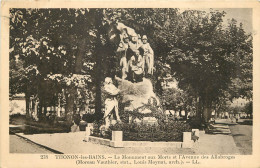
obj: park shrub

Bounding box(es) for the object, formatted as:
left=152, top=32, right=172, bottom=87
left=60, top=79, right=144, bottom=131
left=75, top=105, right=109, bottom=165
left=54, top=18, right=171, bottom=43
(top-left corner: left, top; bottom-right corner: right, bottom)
left=22, top=124, right=71, bottom=134
left=9, top=113, right=27, bottom=125
left=9, top=115, right=71, bottom=134
left=91, top=120, right=191, bottom=142
left=91, top=121, right=112, bottom=139
left=82, top=113, right=96, bottom=123
left=79, top=120, right=88, bottom=131
left=186, top=117, right=203, bottom=129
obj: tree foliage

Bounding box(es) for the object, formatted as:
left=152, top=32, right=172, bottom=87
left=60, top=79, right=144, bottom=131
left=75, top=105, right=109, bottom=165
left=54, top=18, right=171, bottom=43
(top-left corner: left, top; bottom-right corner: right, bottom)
left=243, top=101, right=252, bottom=115
left=10, top=8, right=252, bottom=124
left=164, top=10, right=252, bottom=122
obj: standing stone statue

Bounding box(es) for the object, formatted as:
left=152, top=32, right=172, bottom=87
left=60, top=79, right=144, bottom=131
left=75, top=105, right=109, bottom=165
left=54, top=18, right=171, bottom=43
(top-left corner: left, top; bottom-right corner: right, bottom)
left=117, top=34, right=129, bottom=79
left=141, top=35, right=154, bottom=75
left=137, top=34, right=143, bottom=48
left=103, top=77, right=121, bottom=127
left=128, top=49, right=144, bottom=83
left=128, top=33, right=139, bottom=53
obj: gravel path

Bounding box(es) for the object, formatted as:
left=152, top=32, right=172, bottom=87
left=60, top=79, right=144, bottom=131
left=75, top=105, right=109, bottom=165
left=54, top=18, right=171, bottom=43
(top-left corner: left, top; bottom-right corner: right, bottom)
left=15, top=132, right=195, bottom=154
left=10, top=135, right=54, bottom=154
left=194, top=132, right=240, bottom=154
left=193, top=119, right=240, bottom=155
left=10, top=119, right=242, bottom=155
left=229, top=124, right=252, bottom=155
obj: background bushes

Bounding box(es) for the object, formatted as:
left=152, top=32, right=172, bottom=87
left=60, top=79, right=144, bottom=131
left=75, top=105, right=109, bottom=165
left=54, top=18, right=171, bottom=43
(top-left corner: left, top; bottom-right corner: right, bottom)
left=91, top=120, right=191, bottom=142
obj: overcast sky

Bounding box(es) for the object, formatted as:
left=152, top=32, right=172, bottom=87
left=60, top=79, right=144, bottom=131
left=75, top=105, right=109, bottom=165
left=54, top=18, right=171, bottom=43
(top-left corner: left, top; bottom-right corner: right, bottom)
left=215, top=8, right=252, bottom=34
left=180, top=8, right=252, bottom=34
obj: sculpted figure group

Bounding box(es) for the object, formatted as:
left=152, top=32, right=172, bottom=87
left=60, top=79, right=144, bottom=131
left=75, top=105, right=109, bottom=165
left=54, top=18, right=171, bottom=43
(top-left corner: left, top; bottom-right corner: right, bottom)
left=117, top=33, right=154, bottom=82
left=103, top=23, right=155, bottom=127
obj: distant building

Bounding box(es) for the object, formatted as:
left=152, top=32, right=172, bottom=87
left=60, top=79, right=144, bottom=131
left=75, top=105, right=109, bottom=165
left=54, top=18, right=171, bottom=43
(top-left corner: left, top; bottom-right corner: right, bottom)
left=9, top=93, right=26, bottom=115
left=230, top=97, right=249, bottom=108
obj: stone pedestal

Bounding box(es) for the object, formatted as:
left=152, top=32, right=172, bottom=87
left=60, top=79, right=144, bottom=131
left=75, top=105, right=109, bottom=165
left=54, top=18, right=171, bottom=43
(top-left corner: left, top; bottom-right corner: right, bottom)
left=183, top=132, right=191, bottom=142
left=84, top=126, right=91, bottom=142
left=111, top=131, right=123, bottom=147
left=112, top=131, right=122, bottom=141
left=87, top=123, right=94, bottom=134
left=192, top=128, right=199, bottom=138
left=182, top=132, right=193, bottom=148
left=192, top=129, right=200, bottom=137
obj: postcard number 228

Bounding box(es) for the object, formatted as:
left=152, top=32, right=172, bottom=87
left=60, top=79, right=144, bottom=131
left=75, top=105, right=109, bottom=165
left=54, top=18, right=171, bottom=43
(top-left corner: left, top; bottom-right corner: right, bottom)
left=40, top=155, right=48, bottom=159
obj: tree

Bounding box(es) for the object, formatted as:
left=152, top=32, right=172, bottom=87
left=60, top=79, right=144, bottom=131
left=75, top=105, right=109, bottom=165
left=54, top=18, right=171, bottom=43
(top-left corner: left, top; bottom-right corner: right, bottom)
left=9, top=8, right=128, bottom=122
left=243, top=101, right=252, bottom=116
left=10, top=9, right=95, bottom=122
left=165, top=10, right=252, bottom=123
left=161, top=87, right=196, bottom=118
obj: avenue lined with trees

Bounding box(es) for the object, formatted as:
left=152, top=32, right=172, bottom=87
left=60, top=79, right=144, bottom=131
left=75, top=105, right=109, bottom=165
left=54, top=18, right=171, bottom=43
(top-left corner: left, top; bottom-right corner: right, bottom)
left=10, top=8, right=252, bottom=128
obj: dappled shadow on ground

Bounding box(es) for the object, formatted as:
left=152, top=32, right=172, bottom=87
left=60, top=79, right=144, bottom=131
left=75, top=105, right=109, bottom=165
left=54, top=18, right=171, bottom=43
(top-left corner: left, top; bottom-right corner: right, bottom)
left=9, top=126, right=26, bottom=134
left=214, top=122, right=237, bottom=126
left=205, top=123, right=231, bottom=135
left=10, top=115, right=71, bottom=134
left=206, top=132, right=231, bottom=135
left=232, top=134, right=245, bottom=137
left=215, top=119, right=253, bottom=126
left=10, top=125, right=70, bottom=135
left=229, top=124, right=252, bottom=155
left=237, top=121, right=252, bottom=125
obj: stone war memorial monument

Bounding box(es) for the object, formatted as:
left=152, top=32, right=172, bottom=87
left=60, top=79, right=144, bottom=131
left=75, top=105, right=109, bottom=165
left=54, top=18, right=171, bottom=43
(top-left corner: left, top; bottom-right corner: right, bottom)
left=88, top=21, right=198, bottom=148
left=102, top=22, right=161, bottom=128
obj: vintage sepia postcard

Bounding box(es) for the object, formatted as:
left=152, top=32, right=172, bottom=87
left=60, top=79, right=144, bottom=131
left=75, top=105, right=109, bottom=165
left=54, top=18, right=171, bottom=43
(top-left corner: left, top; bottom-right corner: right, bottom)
left=1, top=0, right=260, bottom=167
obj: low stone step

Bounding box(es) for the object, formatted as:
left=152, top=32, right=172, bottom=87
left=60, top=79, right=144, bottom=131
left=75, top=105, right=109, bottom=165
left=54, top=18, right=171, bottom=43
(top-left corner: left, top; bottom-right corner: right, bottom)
left=213, top=125, right=229, bottom=129
left=211, top=129, right=231, bottom=134
left=211, top=132, right=231, bottom=135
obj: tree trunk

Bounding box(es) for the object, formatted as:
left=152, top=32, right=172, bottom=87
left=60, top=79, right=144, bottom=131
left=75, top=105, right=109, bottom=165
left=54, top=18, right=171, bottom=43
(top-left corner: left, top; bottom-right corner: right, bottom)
left=35, top=98, right=39, bottom=119
left=201, top=87, right=212, bottom=123
left=29, top=97, right=33, bottom=117
left=194, top=96, right=205, bottom=127
left=155, top=74, right=163, bottom=96
left=202, top=97, right=212, bottom=123
left=57, top=96, right=61, bottom=117
left=38, top=101, right=42, bottom=121
left=94, top=22, right=104, bottom=121
left=25, top=92, right=30, bottom=119
left=184, top=107, right=188, bottom=119
left=65, top=88, right=76, bottom=124
left=196, top=97, right=202, bottom=118
left=74, top=38, right=85, bottom=74
left=202, top=106, right=212, bottom=123
left=94, top=48, right=103, bottom=121
left=43, top=104, right=47, bottom=119
left=63, top=36, right=86, bottom=123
